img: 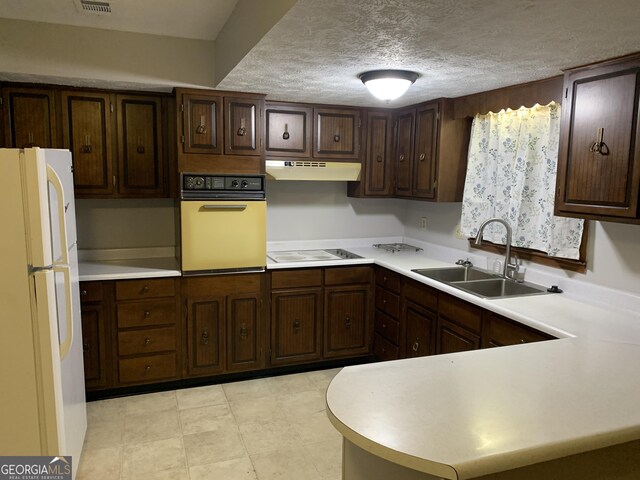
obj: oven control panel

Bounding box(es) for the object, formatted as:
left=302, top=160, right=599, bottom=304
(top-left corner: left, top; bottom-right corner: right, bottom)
left=181, top=174, right=265, bottom=199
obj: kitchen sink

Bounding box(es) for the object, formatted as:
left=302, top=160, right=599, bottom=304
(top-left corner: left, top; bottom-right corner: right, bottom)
left=412, top=266, right=497, bottom=282
left=450, top=278, right=549, bottom=299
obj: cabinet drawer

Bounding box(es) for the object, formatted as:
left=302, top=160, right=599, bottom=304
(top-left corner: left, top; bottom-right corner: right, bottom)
left=325, top=266, right=372, bottom=285
left=271, top=269, right=322, bottom=289
left=118, top=353, right=177, bottom=384
left=485, top=314, right=553, bottom=347
left=79, top=282, right=103, bottom=303
left=374, top=286, right=400, bottom=319
left=375, top=268, right=400, bottom=294
left=118, top=326, right=176, bottom=356
left=403, top=279, right=437, bottom=311
left=373, top=333, right=399, bottom=361
left=374, top=311, right=399, bottom=345
left=115, top=278, right=175, bottom=300
left=438, top=294, right=482, bottom=333
left=117, top=300, right=176, bottom=328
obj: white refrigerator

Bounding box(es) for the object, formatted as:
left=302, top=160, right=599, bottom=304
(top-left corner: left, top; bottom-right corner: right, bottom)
left=0, top=148, right=87, bottom=477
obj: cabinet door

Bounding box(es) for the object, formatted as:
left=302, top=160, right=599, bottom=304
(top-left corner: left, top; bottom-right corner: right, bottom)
left=61, top=91, right=115, bottom=195
left=364, top=111, right=394, bottom=196
left=265, top=103, right=311, bottom=157
left=313, top=107, right=360, bottom=159
left=271, top=289, right=322, bottom=365
left=402, top=301, right=435, bottom=358
left=81, top=304, right=110, bottom=390
left=227, top=293, right=263, bottom=372
left=436, top=318, right=480, bottom=354
left=394, top=108, right=415, bottom=197
left=117, top=94, right=165, bottom=196
left=182, top=92, right=222, bottom=155
left=186, top=296, right=225, bottom=376
left=2, top=87, right=58, bottom=148
left=482, top=312, right=553, bottom=348
left=225, top=96, right=261, bottom=156
left=324, top=285, right=370, bottom=358
left=556, top=59, right=640, bottom=220
left=412, top=102, right=439, bottom=199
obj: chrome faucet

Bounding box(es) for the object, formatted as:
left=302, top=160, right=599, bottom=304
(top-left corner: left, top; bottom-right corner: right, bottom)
left=474, top=218, right=519, bottom=279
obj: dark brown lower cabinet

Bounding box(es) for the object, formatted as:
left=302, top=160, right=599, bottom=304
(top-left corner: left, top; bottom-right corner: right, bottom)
left=324, top=285, right=370, bottom=358
left=270, top=289, right=323, bottom=365
left=81, top=303, right=110, bottom=390
left=482, top=312, right=554, bottom=348
left=373, top=333, right=399, bottom=361
left=402, top=301, right=436, bottom=358
left=227, top=293, right=262, bottom=372
left=436, top=294, right=482, bottom=355
left=436, top=318, right=481, bottom=354
left=186, top=295, right=225, bottom=377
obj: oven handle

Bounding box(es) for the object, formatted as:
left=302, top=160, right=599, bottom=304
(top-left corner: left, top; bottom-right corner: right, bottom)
left=200, top=204, right=248, bottom=211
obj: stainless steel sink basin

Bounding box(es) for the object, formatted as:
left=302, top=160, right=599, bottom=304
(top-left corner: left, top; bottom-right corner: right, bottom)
left=450, top=278, right=549, bottom=299
left=412, top=267, right=498, bottom=282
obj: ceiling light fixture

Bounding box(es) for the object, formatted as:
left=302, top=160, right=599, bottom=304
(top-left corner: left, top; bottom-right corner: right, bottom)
left=359, top=70, right=419, bottom=102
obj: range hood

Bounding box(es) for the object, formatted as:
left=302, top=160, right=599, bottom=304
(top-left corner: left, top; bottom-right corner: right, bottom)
left=266, top=160, right=361, bottom=181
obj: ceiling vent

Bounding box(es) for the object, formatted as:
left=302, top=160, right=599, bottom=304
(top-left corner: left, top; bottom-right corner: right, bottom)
left=73, top=0, right=113, bottom=15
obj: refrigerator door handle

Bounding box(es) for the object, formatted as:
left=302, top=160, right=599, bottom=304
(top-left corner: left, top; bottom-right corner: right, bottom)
left=46, top=164, right=69, bottom=265
left=53, top=264, right=74, bottom=360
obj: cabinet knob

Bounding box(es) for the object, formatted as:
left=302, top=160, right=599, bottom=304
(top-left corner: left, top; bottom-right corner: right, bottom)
left=399, top=154, right=405, bottom=162
left=412, top=340, right=420, bottom=352
left=81, top=289, right=88, bottom=296
left=345, top=315, right=352, bottom=328
left=293, top=319, right=301, bottom=332
left=419, top=153, right=425, bottom=161
left=202, top=329, right=209, bottom=345
left=144, top=338, right=151, bottom=345
left=144, top=310, right=151, bottom=318
left=381, top=323, right=386, bottom=329
left=383, top=276, right=387, bottom=283
left=240, top=323, right=248, bottom=339
left=282, top=123, right=290, bottom=140
left=520, top=339, right=526, bottom=344
left=333, top=133, right=340, bottom=143
left=383, top=299, right=387, bottom=305
left=145, top=365, right=152, bottom=372
left=376, top=154, right=382, bottom=162
left=142, top=285, right=149, bottom=293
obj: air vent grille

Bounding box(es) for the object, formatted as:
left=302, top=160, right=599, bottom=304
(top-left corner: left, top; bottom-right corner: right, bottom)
left=291, top=162, right=327, bottom=168
left=74, top=0, right=112, bottom=15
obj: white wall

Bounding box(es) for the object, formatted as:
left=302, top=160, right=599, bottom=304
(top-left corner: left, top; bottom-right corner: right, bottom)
left=0, top=18, right=216, bottom=90
left=402, top=200, right=640, bottom=296
left=76, top=199, right=177, bottom=250
left=266, top=181, right=407, bottom=241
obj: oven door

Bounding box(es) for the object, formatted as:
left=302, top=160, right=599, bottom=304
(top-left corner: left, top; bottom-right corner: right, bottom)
left=180, top=200, right=266, bottom=273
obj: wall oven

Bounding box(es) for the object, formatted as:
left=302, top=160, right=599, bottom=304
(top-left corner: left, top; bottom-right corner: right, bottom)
left=180, top=173, right=266, bottom=275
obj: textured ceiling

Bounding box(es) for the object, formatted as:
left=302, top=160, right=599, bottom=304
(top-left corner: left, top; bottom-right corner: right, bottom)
left=0, top=0, right=239, bottom=40
left=218, top=0, right=640, bottom=107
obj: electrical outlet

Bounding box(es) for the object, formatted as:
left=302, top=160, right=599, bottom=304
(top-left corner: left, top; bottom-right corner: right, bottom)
left=420, top=217, right=427, bottom=230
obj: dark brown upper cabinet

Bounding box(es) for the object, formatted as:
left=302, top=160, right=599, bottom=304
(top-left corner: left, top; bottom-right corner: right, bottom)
left=265, top=102, right=312, bottom=158
left=116, top=94, right=165, bottom=196
left=555, top=53, right=640, bottom=224
left=2, top=86, right=59, bottom=149
left=176, top=88, right=265, bottom=175
left=363, top=110, right=394, bottom=196
left=393, top=99, right=470, bottom=202
left=313, top=107, right=361, bottom=160
left=61, top=91, right=116, bottom=196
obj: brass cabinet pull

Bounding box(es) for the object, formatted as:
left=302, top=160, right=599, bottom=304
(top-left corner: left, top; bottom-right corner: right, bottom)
left=419, top=153, right=425, bottom=161
left=345, top=315, right=352, bottom=328
left=144, top=338, right=151, bottom=345
left=202, top=329, right=209, bottom=345
left=145, top=365, right=152, bottom=372
left=333, top=130, right=340, bottom=142
left=144, top=310, right=151, bottom=318
left=412, top=340, right=420, bottom=352
left=240, top=323, right=248, bottom=339
left=237, top=118, right=246, bottom=136
left=196, top=114, right=207, bottom=134
left=381, top=323, right=386, bottom=329
left=142, top=285, right=149, bottom=293
left=589, top=127, right=610, bottom=155
left=399, top=154, right=405, bottom=162
left=376, top=154, right=383, bottom=162
left=81, top=134, right=92, bottom=154
left=382, top=299, right=387, bottom=305
left=81, top=289, right=88, bottom=296
left=293, top=319, right=301, bottom=332
left=136, top=135, right=145, bottom=154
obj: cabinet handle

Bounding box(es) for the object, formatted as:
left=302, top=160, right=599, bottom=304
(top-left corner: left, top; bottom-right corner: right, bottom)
left=333, top=131, right=340, bottom=142
left=412, top=340, right=420, bottom=352
left=83, top=342, right=89, bottom=353
left=240, top=323, right=248, bottom=339
left=142, top=285, right=149, bottom=293
left=376, top=154, right=382, bottom=162
left=237, top=118, right=246, bottom=136
left=399, top=154, right=405, bottom=162
left=81, top=134, right=92, bottom=154
left=144, top=338, right=151, bottom=345
left=293, top=319, right=301, bottom=332
left=345, top=315, right=352, bottom=328
left=382, top=323, right=387, bottom=329
left=196, top=115, right=207, bottom=134
left=589, top=127, right=610, bottom=155
left=282, top=123, right=290, bottom=140
left=520, top=339, right=526, bottom=344
left=383, top=299, right=387, bottom=305
left=202, top=329, right=209, bottom=345
left=145, top=365, right=152, bottom=373
left=144, top=310, right=151, bottom=318
left=136, top=136, right=145, bottom=154
left=81, top=289, right=88, bottom=296
left=25, top=132, right=36, bottom=148
left=383, top=276, right=388, bottom=283
left=419, top=153, right=425, bottom=161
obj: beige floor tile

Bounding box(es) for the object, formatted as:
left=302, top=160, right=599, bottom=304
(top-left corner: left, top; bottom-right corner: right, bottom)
left=266, top=372, right=316, bottom=395
left=239, top=420, right=301, bottom=455
left=303, top=438, right=342, bottom=478
left=179, top=404, right=234, bottom=435
left=86, top=397, right=126, bottom=424
left=83, top=415, right=124, bottom=448
left=229, top=396, right=287, bottom=425
left=76, top=444, right=122, bottom=480
left=176, top=384, right=227, bottom=410
left=306, top=368, right=342, bottom=391
left=223, top=377, right=272, bottom=402
left=291, top=409, right=341, bottom=445
left=121, top=436, right=186, bottom=477
left=278, top=389, right=326, bottom=422
left=123, top=391, right=177, bottom=416
left=121, top=465, right=189, bottom=480
left=183, top=426, right=247, bottom=467
left=189, top=455, right=257, bottom=480
left=123, top=409, right=181, bottom=445
left=250, top=446, right=323, bottom=480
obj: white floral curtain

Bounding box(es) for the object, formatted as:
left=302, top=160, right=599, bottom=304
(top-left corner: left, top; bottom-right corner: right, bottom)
left=460, top=102, right=584, bottom=259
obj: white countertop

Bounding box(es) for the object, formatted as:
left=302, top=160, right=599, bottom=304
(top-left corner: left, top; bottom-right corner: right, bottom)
left=78, top=247, right=181, bottom=281
left=326, top=338, right=640, bottom=479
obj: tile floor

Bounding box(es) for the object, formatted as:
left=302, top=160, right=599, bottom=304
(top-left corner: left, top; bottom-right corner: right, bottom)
left=77, top=368, right=343, bottom=480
